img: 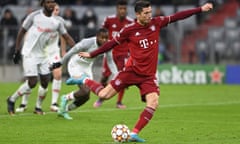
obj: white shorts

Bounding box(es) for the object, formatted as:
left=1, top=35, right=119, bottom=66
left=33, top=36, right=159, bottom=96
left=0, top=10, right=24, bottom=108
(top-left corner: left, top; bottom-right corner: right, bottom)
left=67, top=55, right=93, bottom=79
left=23, top=55, right=51, bottom=76
left=48, top=48, right=61, bottom=64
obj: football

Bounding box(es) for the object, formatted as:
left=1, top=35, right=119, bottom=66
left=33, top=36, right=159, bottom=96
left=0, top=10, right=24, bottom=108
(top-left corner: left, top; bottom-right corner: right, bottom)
left=111, top=124, right=130, bottom=142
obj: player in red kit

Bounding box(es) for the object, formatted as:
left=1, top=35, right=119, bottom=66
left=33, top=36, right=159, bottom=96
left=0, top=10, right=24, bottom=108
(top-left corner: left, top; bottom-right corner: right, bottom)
left=94, top=0, right=134, bottom=109
left=66, top=1, right=213, bottom=142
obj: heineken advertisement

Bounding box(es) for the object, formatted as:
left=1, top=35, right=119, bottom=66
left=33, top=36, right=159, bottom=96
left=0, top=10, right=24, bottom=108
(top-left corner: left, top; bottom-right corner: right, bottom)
left=157, top=65, right=225, bottom=84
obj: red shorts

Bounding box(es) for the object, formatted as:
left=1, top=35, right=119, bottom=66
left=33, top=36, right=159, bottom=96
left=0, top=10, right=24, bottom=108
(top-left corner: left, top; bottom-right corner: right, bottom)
left=110, top=67, right=160, bottom=102
left=102, top=57, right=112, bottom=77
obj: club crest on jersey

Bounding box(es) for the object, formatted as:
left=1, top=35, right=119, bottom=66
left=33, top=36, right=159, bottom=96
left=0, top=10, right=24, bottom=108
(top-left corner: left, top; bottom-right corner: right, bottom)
left=135, top=32, right=140, bottom=36
left=115, top=79, right=121, bottom=86
left=150, top=25, right=156, bottom=31
left=112, top=24, right=117, bottom=28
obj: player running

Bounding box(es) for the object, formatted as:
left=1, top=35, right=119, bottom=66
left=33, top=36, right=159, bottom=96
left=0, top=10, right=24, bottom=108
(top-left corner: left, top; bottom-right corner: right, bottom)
left=15, top=3, right=66, bottom=113
left=7, top=0, right=75, bottom=115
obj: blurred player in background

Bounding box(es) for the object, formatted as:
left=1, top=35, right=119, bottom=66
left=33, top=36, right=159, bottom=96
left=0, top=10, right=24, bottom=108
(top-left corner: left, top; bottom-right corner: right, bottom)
left=48, top=3, right=67, bottom=112
left=7, top=0, right=75, bottom=115
left=94, top=0, right=133, bottom=109
left=15, top=3, right=66, bottom=113
left=56, top=28, right=110, bottom=120
left=66, top=1, right=213, bottom=142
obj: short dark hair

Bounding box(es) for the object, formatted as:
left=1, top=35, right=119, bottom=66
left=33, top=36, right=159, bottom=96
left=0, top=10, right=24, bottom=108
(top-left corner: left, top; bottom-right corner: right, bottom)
left=134, top=0, right=151, bottom=13
left=97, top=28, right=108, bottom=35
left=117, top=0, right=128, bottom=6
left=4, top=8, right=12, bottom=14
left=40, top=0, right=55, bottom=6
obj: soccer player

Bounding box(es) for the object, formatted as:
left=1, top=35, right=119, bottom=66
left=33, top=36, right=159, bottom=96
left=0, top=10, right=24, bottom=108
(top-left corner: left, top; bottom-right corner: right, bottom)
left=15, top=3, right=66, bottom=113
left=7, top=0, right=75, bottom=115
left=48, top=3, right=67, bottom=112
left=56, top=28, right=110, bottom=120
left=94, top=0, right=133, bottom=109
left=66, top=1, right=213, bottom=142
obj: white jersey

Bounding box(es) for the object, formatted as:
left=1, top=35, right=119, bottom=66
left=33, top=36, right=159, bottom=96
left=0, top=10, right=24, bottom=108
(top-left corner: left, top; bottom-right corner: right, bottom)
left=47, top=16, right=67, bottom=53
left=21, top=9, right=67, bottom=57
left=63, top=37, right=118, bottom=78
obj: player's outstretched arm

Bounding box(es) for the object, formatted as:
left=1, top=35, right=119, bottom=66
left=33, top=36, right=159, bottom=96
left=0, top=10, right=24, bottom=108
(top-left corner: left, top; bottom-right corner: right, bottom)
left=84, top=40, right=118, bottom=58
left=62, top=33, right=75, bottom=47
left=169, top=2, right=213, bottom=23
left=13, top=27, right=27, bottom=64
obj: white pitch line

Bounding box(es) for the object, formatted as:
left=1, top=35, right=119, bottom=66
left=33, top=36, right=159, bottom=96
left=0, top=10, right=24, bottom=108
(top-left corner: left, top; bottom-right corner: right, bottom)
left=1, top=101, right=240, bottom=118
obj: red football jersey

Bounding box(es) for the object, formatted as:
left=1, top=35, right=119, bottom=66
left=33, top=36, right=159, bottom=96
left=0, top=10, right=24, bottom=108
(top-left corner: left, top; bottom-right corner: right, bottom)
left=102, top=14, right=133, bottom=55
left=114, top=16, right=169, bottom=76
left=91, top=7, right=202, bottom=76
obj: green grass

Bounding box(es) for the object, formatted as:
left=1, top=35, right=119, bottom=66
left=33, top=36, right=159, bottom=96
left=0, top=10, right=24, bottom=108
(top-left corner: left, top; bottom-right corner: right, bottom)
left=0, top=83, right=240, bottom=144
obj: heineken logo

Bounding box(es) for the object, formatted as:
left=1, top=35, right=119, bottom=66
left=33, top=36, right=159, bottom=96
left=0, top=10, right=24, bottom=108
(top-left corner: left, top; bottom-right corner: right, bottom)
left=158, top=66, right=224, bottom=84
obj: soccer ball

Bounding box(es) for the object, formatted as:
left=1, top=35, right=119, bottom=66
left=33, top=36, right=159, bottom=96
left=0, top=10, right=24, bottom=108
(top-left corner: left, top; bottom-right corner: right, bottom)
left=111, top=124, right=130, bottom=142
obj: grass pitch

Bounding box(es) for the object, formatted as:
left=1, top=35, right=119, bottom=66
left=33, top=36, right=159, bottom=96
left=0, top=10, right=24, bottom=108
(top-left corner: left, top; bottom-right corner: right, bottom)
left=0, top=83, right=239, bottom=144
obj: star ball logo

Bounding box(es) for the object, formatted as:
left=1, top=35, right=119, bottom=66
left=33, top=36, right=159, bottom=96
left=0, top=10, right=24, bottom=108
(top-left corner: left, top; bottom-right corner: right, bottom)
left=209, top=68, right=224, bottom=84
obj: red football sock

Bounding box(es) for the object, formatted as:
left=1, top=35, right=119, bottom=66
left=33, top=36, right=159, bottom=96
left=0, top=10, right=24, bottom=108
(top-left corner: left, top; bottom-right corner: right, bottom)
left=117, top=89, right=124, bottom=103
left=85, top=79, right=104, bottom=95
left=132, top=107, right=155, bottom=134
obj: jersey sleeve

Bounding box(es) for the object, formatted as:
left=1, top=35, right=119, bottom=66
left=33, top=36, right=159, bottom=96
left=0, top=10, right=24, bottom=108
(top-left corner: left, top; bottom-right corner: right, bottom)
left=61, top=46, right=78, bottom=64
left=114, top=26, right=129, bottom=44
left=57, top=16, right=67, bottom=35
left=101, top=16, right=109, bottom=28
left=76, top=38, right=95, bottom=51
left=22, top=11, right=36, bottom=30
left=155, top=16, right=171, bottom=28
left=61, top=38, right=94, bottom=64
left=90, top=39, right=118, bottom=57
left=169, top=7, right=201, bottom=23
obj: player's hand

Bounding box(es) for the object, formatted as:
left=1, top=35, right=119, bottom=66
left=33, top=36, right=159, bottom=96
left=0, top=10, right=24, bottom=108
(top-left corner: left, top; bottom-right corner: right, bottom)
left=201, top=3, right=213, bottom=12
left=49, top=62, right=62, bottom=71
left=78, top=52, right=91, bottom=58
left=13, top=50, right=21, bottom=64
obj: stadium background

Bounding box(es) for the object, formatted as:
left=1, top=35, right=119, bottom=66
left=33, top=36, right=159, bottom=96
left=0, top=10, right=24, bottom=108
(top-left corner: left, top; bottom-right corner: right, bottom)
left=0, top=2, right=239, bottom=144
left=0, top=0, right=239, bottom=84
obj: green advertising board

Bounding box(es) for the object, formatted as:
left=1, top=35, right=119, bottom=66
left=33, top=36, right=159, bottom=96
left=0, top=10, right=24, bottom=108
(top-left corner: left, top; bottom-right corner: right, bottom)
left=157, top=65, right=225, bottom=84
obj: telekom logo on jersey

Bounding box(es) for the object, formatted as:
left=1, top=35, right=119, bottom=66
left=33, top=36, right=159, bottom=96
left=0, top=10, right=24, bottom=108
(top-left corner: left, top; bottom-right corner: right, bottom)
left=139, top=39, right=149, bottom=49
left=37, top=26, right=53, bottom=32
left=138, top=25, right=157, bottom=49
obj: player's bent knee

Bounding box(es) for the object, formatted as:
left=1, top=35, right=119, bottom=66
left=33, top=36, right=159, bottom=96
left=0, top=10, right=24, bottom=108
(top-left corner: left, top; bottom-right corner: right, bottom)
left=28, top=78, right=38, bottom=88
left=74, top=94, right=90, bottom=106
left=98, top=84, right=116, bottom=100
left=146, top=94, right=159, bottom=109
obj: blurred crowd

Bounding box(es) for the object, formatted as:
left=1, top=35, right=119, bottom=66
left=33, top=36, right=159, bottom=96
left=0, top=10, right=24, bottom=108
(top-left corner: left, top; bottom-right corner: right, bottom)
left=0, top=5, right=99, bottom=62
left=0, top=0, right=234, bottom=65
left=0, top=4, right=172, bottom=63
left=0, top=0, right=226, bottom=6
